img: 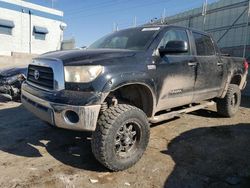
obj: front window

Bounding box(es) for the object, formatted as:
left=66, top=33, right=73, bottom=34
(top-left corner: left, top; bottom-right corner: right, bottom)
left=158, top=29, right=190, bottom=55
left=88, top=27, right=160, bottom=51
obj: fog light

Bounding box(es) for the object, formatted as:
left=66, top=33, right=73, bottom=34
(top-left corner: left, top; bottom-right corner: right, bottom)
left=64, top=110, right=79, bottom=124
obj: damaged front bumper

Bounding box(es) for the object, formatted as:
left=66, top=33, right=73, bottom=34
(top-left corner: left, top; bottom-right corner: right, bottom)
left=0, top=85, right=13, bottom=101
left=21, top=89, right=101, bottom=131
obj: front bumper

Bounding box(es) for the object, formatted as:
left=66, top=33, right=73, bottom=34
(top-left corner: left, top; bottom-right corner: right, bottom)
left=21, top=89, right=101, bottom=131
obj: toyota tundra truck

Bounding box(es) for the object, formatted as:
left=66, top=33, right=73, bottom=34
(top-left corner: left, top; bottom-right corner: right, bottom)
left=21, top=25, right=248, bottom=171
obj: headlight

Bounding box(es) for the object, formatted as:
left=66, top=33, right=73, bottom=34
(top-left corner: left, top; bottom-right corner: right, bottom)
left=64, top=66, right=103, bottom=83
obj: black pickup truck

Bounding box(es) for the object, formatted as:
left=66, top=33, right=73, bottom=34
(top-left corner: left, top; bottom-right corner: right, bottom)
left=21, top=25, right=248, bottom=171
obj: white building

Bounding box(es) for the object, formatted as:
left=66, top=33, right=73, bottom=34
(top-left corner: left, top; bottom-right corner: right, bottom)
left=0, top=0, right=66, bottom=55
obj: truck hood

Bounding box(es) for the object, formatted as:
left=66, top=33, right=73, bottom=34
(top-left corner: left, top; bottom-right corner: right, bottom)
left=39, top=49, right=137, bottom=66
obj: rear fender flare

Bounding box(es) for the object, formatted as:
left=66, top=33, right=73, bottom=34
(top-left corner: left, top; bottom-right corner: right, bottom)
left=220, top=71, right=245, bottom=98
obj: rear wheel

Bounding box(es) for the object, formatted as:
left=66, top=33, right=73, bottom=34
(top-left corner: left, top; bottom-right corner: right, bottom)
left=91, top=104, right=150, bottom=171
left=216, top=84, right=241, bottom=117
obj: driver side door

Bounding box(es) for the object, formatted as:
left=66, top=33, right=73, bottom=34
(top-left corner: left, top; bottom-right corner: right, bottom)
left=153, top=28, right=196, bottom=112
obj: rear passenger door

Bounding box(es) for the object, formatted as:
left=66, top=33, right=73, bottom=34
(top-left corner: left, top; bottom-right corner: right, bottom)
left=192, top=32, right=225, bottom=101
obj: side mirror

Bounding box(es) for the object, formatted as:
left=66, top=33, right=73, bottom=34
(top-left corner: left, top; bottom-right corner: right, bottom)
left=159, top=40, right=188, bottom=56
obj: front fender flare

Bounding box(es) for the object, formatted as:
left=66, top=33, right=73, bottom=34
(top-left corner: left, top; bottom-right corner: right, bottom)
left=101, top=72, right=157, bottom=114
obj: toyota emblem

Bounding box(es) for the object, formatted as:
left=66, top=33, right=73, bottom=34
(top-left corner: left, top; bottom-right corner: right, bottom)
left=34, top=70, right=40, bottom=80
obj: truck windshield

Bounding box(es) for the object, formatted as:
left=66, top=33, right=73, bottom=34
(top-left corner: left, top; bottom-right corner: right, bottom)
left=88, top=27, right=159, bottom=51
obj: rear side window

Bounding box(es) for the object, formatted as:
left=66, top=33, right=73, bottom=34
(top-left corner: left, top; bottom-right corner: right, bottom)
left=193, top=32, right=215, bottom=56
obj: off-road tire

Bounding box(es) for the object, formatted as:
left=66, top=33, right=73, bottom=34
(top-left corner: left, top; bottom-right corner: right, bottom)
left=216, top=84, right=241, bottom=117
left=91, top=104, right=150, bottom=171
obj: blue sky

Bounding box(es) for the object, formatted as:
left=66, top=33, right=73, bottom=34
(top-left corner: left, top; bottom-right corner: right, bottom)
left=26, top=0, right=218, bottom=47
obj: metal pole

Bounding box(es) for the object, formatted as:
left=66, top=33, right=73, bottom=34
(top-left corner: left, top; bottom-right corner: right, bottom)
left=202, top=0, right=208, bottom=31
left=243, top=0, right=250, bottom=58
left=113, top=22, right=118, bottom=32
left=134, top=16, right=137, bottom=27
left=29, top=10, right=32, bottom=54
left=51, top=0, right=54, bottom=8
left=161, top=8, right=166, bottom=24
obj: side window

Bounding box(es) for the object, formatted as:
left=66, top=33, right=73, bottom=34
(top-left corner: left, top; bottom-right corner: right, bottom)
left=0, top=26, right=12, bottom=35
left=0, top=19, right=15, bottom=35
left=193, top=32, right=215, bottom=56
left=33, top=26, right=48, bottom=41
left=158, top=29, right=189, bottom=54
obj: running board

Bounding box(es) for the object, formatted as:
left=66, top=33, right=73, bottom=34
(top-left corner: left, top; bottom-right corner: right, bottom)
left=149, top=101, right=215, bottom=124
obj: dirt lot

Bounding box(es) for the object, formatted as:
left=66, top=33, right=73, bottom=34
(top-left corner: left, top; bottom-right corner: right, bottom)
left=0, top=98, right=249, bottom=188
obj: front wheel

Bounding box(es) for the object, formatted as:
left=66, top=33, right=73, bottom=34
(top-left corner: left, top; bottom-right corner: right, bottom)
left=216, top=84, right=241, bottom=117
left=91, top=104, right=150, bottom=171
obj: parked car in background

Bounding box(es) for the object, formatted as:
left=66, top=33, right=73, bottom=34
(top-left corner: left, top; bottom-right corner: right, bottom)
left=22, top=25, right=248, bottom=171
left=0, top=66, right=27, bottom=101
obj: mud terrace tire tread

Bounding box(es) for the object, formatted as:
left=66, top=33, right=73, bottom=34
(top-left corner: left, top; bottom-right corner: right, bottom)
left=216, top=84, right=241, bottom=117
left=91, top=104, right=150, bottom=171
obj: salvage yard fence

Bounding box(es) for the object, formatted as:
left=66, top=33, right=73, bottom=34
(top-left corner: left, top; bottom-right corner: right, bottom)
left=155, top=0, right=250, bottom=59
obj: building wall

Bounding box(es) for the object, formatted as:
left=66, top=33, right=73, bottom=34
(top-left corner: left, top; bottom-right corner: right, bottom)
left=61, top=38, right=76, bottom=50
left=0, top=53, right=37, bottom=69
left=0, top=0, right=65, bottom=55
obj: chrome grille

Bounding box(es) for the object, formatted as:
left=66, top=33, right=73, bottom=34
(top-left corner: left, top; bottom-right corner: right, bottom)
left=27, top=65, right=54, bottom=90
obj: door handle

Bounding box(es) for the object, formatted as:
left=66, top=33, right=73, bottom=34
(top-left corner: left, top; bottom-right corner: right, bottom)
left=217, top=62, right=223, bottom=66
left=188, top=62, right=198, bottom=67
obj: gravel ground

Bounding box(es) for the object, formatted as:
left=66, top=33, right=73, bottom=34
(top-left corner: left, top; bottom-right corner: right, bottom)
left=0, top=97, right=249, bottom=188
